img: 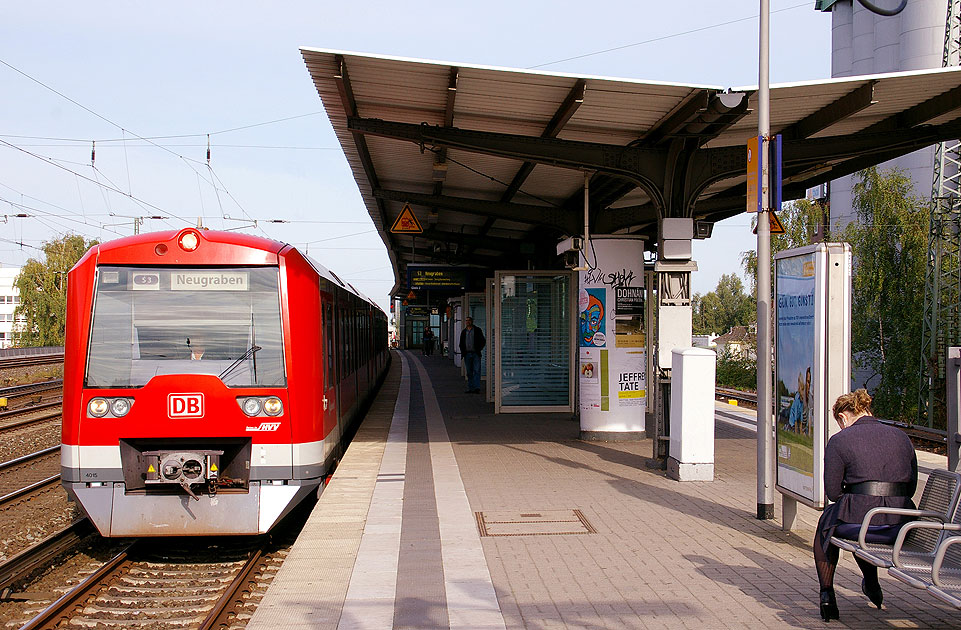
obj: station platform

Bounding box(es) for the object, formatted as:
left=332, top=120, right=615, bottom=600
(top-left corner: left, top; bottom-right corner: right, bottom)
left=247, top=350, right=959, bottom=629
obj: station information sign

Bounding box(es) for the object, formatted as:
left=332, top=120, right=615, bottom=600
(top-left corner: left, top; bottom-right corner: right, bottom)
left=408, top=266, right=468, bottom=290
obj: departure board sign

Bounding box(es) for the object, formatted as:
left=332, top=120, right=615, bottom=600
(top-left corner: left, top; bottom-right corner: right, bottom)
left=406, top=306, right=429, bottom=317
left=408, top=266, right=468, bottom=290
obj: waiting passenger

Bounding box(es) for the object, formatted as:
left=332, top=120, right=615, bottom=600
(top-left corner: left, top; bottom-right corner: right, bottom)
left=423, top=327, right=435, bottom=356
left=813, top=388, right=917, bottom=622
left=459, top=317, right=485, bottom=394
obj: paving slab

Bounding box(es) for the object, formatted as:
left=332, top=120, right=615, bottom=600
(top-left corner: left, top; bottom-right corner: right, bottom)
left=249, top=350, right=960, bottom=629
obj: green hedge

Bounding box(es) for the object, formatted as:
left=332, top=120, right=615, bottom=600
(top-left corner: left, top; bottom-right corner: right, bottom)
left=716, top=350, right=756, bottom=391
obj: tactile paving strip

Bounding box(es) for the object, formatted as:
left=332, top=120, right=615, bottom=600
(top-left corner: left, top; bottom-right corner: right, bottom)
left=475, top=509, right=596, bottom=537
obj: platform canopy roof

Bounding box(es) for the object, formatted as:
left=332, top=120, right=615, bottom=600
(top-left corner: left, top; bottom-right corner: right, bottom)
left=302, top=48, right=961, bottom=297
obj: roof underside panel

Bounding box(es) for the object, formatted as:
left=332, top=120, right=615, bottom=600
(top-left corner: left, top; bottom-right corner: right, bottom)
left=302, top=48, right=961, bottom=296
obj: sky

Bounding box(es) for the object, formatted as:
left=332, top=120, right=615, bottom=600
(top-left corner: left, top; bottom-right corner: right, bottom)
left=0, top=2, right=833, bottom=311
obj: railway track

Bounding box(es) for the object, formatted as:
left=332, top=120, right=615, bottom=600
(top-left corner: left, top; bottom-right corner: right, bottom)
left=0, top=380, right=63, bottom=402
left=0, top=446, right=61, bottom=508
left=0, top=405, right=62, bottom=433
left=0, top=354, right=64, bottom=371
left=20, top=537, right=273, bottom=630
left=0, top=519, right=94, bottom=599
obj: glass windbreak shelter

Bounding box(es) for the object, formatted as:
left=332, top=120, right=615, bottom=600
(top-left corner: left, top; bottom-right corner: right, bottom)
left=494, top=271, right=574, bottom=413
left=466, top=292, right=486, bottom=382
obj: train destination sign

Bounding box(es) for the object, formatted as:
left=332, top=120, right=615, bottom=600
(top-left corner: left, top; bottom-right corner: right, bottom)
left=408, top=266, right=467, bottom=290
left=171, top=271, right=249, bottom=291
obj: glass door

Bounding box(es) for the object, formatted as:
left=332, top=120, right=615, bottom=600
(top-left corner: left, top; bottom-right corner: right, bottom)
left=495, top=271, right=574, bottom=413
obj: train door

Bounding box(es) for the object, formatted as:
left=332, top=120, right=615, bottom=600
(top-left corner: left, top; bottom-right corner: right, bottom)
left=322, top=300, right=339, bottom=447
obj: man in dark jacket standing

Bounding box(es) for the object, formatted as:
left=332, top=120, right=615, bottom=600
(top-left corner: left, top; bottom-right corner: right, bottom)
left=459, top=316, right=486, bottom=393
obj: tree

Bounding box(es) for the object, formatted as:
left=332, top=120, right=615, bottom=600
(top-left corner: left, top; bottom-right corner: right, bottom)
left=842, top=167, right=927, bottom=422
left=693, top=273, right=754, bottom=334
left=13, top=234, right=98, bottom=347
left=741, top=197, right=827, bottom=292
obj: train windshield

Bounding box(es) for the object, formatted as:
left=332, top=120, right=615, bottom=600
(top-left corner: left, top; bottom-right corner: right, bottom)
left=85, top=266, right=285, bottom=388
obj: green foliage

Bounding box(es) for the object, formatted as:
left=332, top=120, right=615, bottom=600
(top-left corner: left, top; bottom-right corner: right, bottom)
left=13, top=234, right=98, bottom=347
left=692, top=273, right=754, bottom=335
left=842, top=167, right=928, bottom=423
left=741, top=198, right=827, bottom=292
left=715, top=348, right=757, bottom=390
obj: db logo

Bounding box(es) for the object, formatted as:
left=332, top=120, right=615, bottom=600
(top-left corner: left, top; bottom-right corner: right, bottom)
left=168, top=393, right=204, bottom=418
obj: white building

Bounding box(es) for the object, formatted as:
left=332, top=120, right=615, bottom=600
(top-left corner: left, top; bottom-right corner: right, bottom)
left=0, top=266, right=22, bottom=349
left=818, top=0, right=948, bottom=225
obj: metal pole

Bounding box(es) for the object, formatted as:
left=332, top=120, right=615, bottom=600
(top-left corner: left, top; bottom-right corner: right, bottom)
left=756, top=0, right=775, bottom=520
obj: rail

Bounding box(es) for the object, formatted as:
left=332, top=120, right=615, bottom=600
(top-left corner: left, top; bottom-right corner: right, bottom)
left=0, top=407, right=62, bottom=433
left=0, top=380, right=63, bottom=400
left=19, top=543, right=136, bottom=630
left=0, top=354, right=64, bottom=370
left=0, top=519, right=93, bottom=597
left=19, top=538, right=268, bottom=630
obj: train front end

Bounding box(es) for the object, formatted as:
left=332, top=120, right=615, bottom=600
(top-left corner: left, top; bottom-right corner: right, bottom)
left=62, top=229, right=318, bottom=536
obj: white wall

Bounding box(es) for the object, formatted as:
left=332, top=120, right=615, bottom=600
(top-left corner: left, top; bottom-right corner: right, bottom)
left=0, top=267, right=22, bottom=348
left=829, top=0, right=947, bottom=227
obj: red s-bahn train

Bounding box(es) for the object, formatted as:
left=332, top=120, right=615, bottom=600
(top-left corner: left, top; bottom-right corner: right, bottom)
left=62, top=228, right=389, bottom=536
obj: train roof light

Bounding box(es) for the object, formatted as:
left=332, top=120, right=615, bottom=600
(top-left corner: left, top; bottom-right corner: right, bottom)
left=178, top=230, right=200, bottom=252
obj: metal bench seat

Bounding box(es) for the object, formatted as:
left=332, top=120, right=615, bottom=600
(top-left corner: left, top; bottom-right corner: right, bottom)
left=830, top=469, right=961, bottom=568
left=889, top=535, right=961, bottom=609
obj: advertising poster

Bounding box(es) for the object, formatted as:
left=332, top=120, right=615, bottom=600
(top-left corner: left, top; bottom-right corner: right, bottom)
left=776, top=253, right=817, bottom=500
left=614, top=350, right=646, bottom=408
left=579, top=346, right=602, bottom=410
left=576, top=237, right=646, bottom=432
left=579, top=288, right=607, bottom=348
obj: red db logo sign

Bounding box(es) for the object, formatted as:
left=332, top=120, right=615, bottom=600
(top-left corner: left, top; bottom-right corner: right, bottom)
left=168, top=393, right=204, bottom=418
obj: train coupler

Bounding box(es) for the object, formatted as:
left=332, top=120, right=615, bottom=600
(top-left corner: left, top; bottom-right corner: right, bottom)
left=143, top=449, right=224, bottom=499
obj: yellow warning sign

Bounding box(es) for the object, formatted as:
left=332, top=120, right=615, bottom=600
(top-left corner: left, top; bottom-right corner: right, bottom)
left=147, top=464, right=156, bottom=473
left=752, top=211, right=786, bottom=235
left=390, top=203, right=423, bottom=234
left=770, top=211, right=785, bottom=234
left=210, top=463, right=218, bottom=472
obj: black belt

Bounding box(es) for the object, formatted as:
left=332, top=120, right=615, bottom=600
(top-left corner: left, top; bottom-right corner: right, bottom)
left=844, top=481, right=913, bottom=497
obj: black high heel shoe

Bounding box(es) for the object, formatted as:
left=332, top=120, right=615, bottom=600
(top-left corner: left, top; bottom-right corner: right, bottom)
left=862, top=578, right=883, bottom=609
left=820, top=589, right=839, bottom=621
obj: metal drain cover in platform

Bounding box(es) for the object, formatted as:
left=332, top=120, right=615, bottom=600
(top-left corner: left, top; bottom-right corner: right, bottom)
left=475, top=509, right=596, bottom=537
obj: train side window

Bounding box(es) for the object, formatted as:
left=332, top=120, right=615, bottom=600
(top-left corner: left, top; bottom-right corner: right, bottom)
left=340, top=306, right=349, bottom=375
left=324, top=302, right=334, bottom=390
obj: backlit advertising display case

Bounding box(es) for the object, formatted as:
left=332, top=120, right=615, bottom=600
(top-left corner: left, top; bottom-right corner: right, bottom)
left=774, top=243, right=851, bottom=509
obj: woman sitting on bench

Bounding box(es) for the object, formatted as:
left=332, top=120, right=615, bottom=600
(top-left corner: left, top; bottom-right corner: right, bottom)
left=814, top=389, right=918, bottom=621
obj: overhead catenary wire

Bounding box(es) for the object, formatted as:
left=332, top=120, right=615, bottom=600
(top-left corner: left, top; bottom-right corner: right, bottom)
left=0, top=57, right=268, bottom=237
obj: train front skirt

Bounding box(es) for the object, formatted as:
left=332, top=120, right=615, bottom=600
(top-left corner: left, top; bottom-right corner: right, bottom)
left=64, top=479, right=319, bottom=536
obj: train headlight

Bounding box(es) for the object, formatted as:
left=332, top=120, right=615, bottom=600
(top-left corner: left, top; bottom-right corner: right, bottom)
left=88, top=398, right=109, bottom=417
left=263, top=397, right=283, bottom=416
left=110, top=398, right=131, bottom=417
left=178, top=230, right=200, bottom=252
left=242, top=397, right=262, bottom=416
